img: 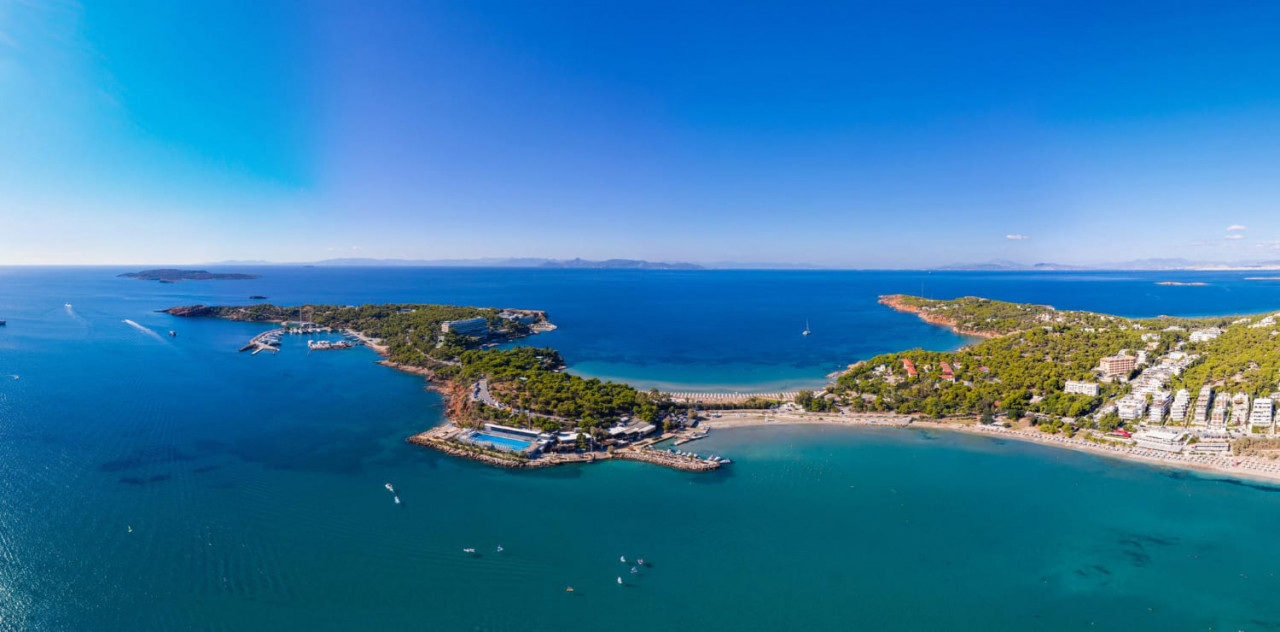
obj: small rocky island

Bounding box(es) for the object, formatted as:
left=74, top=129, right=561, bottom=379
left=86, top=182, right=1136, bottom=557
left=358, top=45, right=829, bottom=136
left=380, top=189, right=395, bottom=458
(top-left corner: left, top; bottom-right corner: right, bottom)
left=120, top=269, right=260, bottom=282
left=163, top=302, right=727, bottom=471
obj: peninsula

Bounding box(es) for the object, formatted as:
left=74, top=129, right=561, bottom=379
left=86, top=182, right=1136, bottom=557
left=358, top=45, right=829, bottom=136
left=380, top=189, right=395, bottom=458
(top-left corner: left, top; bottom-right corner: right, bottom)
left=815, top=294, right=1280, bottom=478
left=120, top=269, right=260, bottom=282
left=164, top=302, right=726, bottom=471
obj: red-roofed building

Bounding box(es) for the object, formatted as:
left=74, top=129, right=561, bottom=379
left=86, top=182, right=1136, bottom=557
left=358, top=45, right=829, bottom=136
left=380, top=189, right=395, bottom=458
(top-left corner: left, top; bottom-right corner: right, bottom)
left=902, top=359, right=917, bottom=378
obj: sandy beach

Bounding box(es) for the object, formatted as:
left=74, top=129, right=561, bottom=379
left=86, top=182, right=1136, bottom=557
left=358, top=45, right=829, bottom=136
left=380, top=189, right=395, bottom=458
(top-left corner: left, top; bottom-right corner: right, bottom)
left=701, top=410, right=1280, bottom=486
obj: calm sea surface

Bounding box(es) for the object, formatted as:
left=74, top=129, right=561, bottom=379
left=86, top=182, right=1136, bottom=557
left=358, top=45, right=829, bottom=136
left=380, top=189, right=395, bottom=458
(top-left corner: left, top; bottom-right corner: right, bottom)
left=3, top=267, right=1280, bottom=630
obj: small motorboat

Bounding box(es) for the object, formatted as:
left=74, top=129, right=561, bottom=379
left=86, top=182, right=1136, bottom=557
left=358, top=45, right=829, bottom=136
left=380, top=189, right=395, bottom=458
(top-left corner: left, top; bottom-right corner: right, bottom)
left=496, top=545, right=504, bottom=552
left=385, top=483, right=395, bottom=493
left=393, top=495, right=400, bottom=505
left=565, top=586, right=574, bottom=592
left=65, top=302, right=72, bottom=308
left=463, top=548, right=476, bottom=554
left=168, top=330, right=177, bottom=337
left=637, top=558, right=645, bottom=566
left=619, top=555, right=626, bottom=563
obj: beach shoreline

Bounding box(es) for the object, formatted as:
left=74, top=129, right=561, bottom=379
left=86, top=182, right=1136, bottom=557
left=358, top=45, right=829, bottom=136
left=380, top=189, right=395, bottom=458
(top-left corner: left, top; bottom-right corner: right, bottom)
left=701, top=410, right=1280, bottom=485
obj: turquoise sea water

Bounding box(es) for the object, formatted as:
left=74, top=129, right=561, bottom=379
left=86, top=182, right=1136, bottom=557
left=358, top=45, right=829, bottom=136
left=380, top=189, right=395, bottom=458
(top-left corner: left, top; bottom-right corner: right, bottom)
left=3, top=267, right=1280, bottom=630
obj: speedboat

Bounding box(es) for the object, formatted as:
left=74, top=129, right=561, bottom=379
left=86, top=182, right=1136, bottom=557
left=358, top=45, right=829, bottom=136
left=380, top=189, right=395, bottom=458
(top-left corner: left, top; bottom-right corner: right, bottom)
left=65, top=302, right=72, bottom=308
left=463, top=548, right=476, bottom=553
left=168, top=330, right=177, bottom=337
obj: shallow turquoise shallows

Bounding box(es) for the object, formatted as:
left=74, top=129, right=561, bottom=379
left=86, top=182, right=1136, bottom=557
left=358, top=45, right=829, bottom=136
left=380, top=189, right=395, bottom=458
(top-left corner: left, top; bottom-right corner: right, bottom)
left=2, top=267, right=1280, bottom=630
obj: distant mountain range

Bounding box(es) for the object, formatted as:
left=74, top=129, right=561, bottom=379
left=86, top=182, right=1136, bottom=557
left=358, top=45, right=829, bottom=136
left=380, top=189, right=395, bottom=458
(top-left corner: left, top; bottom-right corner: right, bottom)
left=938, top=258, right=1280, bottom=271
left=197, top=256, right=1280, bottom=271
left=214, top=257, right=708, bottom=270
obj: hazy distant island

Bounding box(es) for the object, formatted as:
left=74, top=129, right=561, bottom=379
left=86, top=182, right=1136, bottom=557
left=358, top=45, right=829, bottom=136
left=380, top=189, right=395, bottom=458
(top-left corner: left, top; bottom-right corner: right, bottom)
left=163, top=302, right=725, bottom=471
left=120, top=269, right=260, bottom=282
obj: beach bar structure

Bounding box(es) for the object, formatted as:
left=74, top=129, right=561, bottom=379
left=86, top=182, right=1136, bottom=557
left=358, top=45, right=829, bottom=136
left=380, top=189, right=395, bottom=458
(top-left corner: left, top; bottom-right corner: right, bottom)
left=1134, top=429, right=1188, bottom=453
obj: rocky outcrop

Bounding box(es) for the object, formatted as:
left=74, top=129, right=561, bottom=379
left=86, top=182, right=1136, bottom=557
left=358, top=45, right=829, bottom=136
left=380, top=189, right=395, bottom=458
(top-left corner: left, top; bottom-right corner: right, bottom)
left=878, top=294, right=1002, bottom=338
left=161, top=305, right=222, bottom=318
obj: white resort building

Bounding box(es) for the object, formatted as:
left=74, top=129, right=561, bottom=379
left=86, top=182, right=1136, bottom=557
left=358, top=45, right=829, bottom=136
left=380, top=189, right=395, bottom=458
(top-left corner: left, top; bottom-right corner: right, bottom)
left=441, top=317, right=490, bottom=337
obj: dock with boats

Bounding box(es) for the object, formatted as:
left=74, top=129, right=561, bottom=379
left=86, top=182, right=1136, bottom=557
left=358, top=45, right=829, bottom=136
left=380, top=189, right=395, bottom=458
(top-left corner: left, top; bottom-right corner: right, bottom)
left=238, top=322, right=364, bottom=354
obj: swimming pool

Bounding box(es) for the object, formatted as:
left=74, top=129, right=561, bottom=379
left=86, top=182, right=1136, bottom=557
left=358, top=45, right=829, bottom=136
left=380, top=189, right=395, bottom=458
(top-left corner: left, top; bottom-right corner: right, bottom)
left=468, top=431, right=532, bottom=452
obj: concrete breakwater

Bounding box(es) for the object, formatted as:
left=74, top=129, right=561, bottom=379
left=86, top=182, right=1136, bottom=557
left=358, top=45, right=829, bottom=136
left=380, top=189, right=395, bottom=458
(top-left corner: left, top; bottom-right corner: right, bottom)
left=613, top=448, right=722, bottom=471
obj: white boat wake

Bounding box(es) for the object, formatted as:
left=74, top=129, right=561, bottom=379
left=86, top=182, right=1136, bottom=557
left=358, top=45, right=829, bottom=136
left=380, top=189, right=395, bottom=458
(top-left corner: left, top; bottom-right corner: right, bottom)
left=65, top=303, right=88, bottom=325
left=122, top=319, right=166, bottom=342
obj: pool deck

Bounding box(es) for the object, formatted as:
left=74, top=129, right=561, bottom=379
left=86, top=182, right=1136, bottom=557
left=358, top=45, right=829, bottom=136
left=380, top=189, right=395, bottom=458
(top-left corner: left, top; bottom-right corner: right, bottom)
left=407, top=424, right=723, bottom=472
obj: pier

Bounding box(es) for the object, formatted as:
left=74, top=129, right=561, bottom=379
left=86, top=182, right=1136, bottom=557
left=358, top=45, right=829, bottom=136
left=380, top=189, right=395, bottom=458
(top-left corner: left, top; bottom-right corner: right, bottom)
left=240, top=328, right=285, bottom=354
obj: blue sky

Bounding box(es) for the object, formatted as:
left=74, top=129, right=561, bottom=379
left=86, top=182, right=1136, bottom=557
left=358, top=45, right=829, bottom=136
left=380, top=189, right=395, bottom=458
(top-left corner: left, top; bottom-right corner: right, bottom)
left=2, top=1, right=1279, bottom=267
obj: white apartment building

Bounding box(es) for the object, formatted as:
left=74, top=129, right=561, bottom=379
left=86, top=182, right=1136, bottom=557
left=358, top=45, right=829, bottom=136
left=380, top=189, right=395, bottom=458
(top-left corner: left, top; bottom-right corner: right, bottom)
left=1170, top=389, right=1192, bottom=423
left=1189, top=327, right=1224, bottom=343
left=1147, top=391, right=1171, bottom=424
left=1064, top=380, right=1100, bottom=397
left=1250, top=398, right=1275, bottom=430
left=1191, top=386, right=1214, bottom=426
left=1231, top=393, right=1251, bottom=427
left=1117, top=394, right=1148, bottom=421
left=1209, top=398, right=1229, bottom=428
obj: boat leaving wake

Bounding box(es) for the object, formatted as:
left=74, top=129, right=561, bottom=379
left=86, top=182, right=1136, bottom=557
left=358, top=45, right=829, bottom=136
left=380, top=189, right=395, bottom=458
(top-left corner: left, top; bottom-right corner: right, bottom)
left=123, top=319, right=166, bottom=342
left=65, top=303, right=88, bottom=326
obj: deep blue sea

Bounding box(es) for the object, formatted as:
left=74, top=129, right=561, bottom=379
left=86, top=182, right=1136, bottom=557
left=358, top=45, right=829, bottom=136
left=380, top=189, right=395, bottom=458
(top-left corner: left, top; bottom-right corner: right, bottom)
left=3, top=267, right=1280, bottom=630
